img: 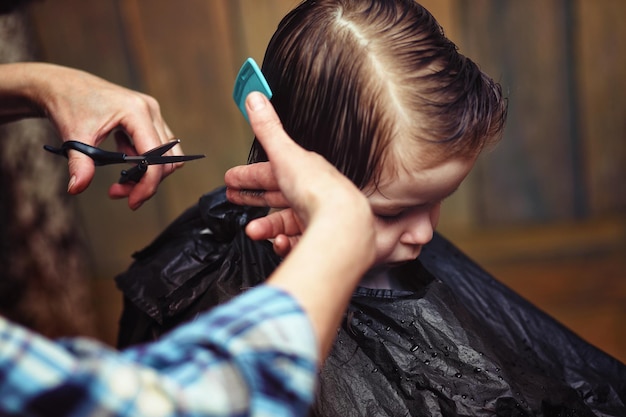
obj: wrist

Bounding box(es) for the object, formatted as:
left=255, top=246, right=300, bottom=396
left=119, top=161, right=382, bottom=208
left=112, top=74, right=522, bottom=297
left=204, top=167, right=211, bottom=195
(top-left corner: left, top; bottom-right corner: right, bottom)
left=0, top=62, right=50, bottom=121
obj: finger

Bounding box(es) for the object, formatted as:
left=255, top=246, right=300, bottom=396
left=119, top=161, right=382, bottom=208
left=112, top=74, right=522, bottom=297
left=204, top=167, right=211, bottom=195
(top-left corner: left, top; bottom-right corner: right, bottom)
left=114, top=130, right=138, bottom=155
left=120, top=95, right=166, bottom=152
left=108, top=182, right=133, bottom=200
left=106, top=132, right=138, bottom=199
left=66, top=149, right=95, bottom=194
left=120, top=99, right=182, bottom=171
left=142, top=93, right=172, bottom=150
left=246, top=92, right=302, bottom=165
left=245, top=209, right=302, bottom=240
left=109, top=130, right=160, bottom=209
left=163, top=122, right=179, bottom=154
left=127, top=167, right=160, bottom=210
left=225, top=187, right=289, bottom=208
left=273, top=234, right=300, bottom=258
left=119, top=108, right=169, bottom=209
left=158, top=122, right=185, bottom=178
left=224, top=162, right=278, bottom=190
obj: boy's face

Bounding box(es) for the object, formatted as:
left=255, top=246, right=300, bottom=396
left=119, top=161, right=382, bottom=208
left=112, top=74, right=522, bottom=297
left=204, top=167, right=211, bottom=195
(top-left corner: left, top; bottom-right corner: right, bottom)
left=363, top=154, right=475, bottom=266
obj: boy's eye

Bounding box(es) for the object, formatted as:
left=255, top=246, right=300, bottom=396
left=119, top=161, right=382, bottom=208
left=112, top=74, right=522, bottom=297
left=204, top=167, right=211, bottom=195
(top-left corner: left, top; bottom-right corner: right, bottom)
left=375, top=213, right=402, bottom=224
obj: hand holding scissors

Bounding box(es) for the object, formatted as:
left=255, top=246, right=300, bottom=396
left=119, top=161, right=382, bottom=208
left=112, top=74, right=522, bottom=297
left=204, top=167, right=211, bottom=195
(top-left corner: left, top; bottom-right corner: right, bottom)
left=0, top=62, right=192, bottom=209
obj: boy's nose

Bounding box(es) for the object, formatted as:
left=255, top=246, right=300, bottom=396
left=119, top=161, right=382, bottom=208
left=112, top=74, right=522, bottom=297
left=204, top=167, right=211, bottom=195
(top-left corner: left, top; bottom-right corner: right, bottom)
left=399, top=213, right=434, bottom=246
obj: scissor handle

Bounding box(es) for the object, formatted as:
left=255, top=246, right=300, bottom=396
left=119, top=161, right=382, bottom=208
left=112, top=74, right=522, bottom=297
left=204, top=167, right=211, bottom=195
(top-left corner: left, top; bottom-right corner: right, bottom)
left=118, top=164, right=147, bottom=184
left=44, top=141, right=127, bottom=166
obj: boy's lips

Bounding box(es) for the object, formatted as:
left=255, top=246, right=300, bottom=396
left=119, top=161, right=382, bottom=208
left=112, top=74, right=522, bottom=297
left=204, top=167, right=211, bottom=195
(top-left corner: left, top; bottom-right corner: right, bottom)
left=387, top=248, right=422, bottom=266
left=385, top=254, right=421, bottom=267
left=374, top=246, right=422, bottom=267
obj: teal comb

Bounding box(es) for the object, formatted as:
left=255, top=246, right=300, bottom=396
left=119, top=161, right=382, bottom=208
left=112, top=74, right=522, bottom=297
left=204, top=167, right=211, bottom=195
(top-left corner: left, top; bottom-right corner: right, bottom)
left=232, top=57, right=273, bottom=122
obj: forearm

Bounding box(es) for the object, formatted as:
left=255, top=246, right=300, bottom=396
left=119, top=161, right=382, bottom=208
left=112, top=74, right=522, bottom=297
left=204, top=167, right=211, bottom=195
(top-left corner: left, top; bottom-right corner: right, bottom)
left=0, top=62, right=102, bottom=123
left=0, top=286, right=317, bottom=416
left=0, top=62, right=49, bottom=122
left=266, top=204, right=375, bottom=360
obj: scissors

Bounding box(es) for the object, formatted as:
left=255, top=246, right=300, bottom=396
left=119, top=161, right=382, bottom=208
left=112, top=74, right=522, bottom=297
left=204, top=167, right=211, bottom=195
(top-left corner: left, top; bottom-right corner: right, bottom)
left=43, top=139, right=205, bottom=184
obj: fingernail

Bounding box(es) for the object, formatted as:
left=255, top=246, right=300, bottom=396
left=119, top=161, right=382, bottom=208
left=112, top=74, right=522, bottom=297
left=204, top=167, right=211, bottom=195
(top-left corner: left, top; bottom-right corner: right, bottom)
left=247, top=92, right=266, bottom=111
left=67, top=175, right=76, bottom=193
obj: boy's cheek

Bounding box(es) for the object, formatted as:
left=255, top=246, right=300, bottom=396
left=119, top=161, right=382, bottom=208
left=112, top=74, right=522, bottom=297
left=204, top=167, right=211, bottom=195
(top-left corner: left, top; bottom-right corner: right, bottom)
left=372, top=226, right=400, bottom=264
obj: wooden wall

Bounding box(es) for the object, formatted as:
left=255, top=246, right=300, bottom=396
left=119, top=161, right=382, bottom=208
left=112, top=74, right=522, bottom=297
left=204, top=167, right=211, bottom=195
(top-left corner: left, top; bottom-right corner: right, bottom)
left=449, top=0, right=626, bottom=226
left=20, top=0, right=626, bottom=347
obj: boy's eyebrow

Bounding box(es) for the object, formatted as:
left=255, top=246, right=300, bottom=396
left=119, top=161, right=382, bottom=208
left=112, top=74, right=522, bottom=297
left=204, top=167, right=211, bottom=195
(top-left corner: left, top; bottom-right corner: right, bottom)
left=374, top=186, right=461, bottom=211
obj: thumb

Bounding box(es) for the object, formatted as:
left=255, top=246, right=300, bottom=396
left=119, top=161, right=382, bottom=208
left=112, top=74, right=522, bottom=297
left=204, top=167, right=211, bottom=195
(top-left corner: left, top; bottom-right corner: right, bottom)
left=66, top=150, right=95, bottom=194
left=246, top=92, right=296, bottom=161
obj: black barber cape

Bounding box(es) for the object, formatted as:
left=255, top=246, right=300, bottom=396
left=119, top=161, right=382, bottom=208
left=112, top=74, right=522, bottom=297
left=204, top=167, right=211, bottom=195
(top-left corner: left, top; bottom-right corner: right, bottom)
left=116, top=186, right=626, bottom=417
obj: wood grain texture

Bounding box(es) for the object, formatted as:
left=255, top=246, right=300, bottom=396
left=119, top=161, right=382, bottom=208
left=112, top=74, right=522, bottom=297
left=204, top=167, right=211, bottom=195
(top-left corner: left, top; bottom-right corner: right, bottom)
left=453, top=0, right=579, bottom=225
left=577, top=0, right=626, bottom=215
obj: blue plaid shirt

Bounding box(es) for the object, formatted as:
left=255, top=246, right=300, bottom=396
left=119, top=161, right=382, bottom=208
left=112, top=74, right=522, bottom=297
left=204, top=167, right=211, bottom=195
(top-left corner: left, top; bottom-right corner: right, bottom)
left=0, top=285, right=318, bottom=417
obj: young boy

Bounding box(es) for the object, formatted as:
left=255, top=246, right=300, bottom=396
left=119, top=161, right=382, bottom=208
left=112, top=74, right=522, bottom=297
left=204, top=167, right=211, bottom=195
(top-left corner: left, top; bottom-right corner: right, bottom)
left=231, top=0, right=506, bottom=289
left=117, top=1, right=626, bottom=415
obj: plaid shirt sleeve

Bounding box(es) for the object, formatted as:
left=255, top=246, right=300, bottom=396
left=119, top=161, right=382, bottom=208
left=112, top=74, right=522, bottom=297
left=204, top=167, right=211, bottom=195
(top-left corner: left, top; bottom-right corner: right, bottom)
left=0, top=285, right=318, bottom=417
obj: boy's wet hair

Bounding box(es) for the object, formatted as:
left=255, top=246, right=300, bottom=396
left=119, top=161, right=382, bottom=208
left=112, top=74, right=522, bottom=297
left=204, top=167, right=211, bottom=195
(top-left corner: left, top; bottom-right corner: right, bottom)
left=248, top=0, right=508, bottom=189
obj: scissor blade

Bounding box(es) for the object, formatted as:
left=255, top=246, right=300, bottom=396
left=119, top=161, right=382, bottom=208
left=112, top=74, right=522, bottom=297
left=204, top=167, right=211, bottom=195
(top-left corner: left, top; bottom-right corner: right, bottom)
left=122, top=140, right=185, bottom=163
left=142, top=139, right=181, bottom=157
left=143, top=154, right=206, bottom=165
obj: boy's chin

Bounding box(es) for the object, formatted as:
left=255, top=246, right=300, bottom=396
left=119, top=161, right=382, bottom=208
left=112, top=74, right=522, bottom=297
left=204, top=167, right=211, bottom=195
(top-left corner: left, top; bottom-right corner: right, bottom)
left=372, top=258, right=417, bottom=270
left=374, top=248, right=422, bottom=267
left=385, top=260, right=415, bottom=268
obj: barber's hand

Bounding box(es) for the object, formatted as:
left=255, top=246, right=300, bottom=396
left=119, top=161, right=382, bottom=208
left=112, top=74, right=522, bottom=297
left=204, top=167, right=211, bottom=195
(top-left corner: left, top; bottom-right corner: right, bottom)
left=226, top=170, right=301, bottom=257
left=226, top=93, right=374, bottom=359
left=225, top=159, right=297, bottom=256
left=225, top=92, right=374, bottom=260
left=35, top=64, right=181, bottom=210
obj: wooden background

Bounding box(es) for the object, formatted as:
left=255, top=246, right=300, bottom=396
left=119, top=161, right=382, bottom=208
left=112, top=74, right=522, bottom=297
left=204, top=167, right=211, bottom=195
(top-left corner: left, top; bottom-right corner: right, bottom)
left=9, top=1, right=626, bottom=360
